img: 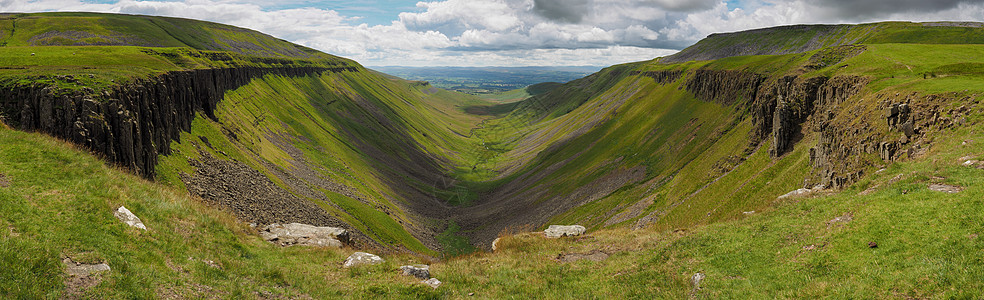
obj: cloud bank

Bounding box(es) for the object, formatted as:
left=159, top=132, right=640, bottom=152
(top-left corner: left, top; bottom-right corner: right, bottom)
left=1, top=0, right=982, bottom=66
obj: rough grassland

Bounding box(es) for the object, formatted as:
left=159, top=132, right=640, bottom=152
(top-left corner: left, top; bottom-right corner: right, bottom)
left=3, top=109, right=983, bottom=298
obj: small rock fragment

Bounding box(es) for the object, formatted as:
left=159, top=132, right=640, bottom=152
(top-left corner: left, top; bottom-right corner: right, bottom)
left=868, top=241, right=878, bottom=248
left=114, top=206, right=147, bottom=230
left=422, top=278, right=442, bottom=289
left=742, top=211, right=755, bottom=215
left=400, top=265, right=431, bottom=280
left=691, top=272, right=705, bottom=288
left=343, top=252, right=384, bottom=268
left=544, top=225, right=586, bottom=238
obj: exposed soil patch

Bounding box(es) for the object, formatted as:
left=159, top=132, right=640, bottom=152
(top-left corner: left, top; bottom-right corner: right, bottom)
left=0, top=173, right=9, bottom=188
left=556, top=250, right=609, bottom=263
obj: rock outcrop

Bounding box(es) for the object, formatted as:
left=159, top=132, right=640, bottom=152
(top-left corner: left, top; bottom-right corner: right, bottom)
left=685, top=69, right=764, bottom=106
left=422, top=278, right=442, bottom=289
left=0, top=66, right=357, bottom=178
left=400, top=265, right=431, bottom=280
left=259, top=223, right=348, bottom=248
left=342, top=252, right=384, bottom=268
left=752, top=75, right=827, bottom=157
left=114, top=206, right=147, bottom=230
left=544, top=225, right=586, bottom=238
left=632, top=70, right=683, bottom=85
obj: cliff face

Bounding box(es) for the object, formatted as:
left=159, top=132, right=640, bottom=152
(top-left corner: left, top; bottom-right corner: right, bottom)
left=0, top=66, right=357, bottom=178
left=684, top=69, right=764, bottom=106
left=680, top=67, right=909, bottom=189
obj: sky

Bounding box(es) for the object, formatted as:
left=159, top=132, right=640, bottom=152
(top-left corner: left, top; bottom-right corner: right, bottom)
left=2, top=0, right=984, bottom=67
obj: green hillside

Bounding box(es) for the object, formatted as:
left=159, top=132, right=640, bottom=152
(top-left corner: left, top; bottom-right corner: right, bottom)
left=2, top=12, right=984, bottom=298
left=0, top=12, right=495, bottom=256
left=663, top=21, right=984, bottom=63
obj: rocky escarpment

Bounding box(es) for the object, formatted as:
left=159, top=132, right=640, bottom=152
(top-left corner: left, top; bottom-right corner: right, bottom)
left=684, top=69, right=764, bottom=106
left=673, top=67, right=941, bottom=189
left=632, top=70, right=683, bottom=85
left=0, top=66, right=357, bottom=178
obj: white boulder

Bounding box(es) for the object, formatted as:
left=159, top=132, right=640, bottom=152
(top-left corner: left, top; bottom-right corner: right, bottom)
left=422, top=278, right=442, bottom=289
left=260, top=223, right=347, bottom=248
left=343, top=252, right=384, bottom=268
left=114, top=206, right=146, bottom=230
left=544, top=225, right=586, bottom=238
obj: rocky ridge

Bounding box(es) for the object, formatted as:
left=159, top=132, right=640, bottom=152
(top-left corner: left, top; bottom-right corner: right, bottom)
left=0, top=65, right=357, bottom=178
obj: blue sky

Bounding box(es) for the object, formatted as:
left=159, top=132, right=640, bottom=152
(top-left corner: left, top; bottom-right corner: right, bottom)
left=9, top=0, right=984, bottom=66
left=264, top=0, right=422, bottom=26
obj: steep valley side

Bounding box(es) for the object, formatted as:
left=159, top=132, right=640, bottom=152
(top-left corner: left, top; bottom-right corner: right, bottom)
left=1, top=14, right=983, bottom=258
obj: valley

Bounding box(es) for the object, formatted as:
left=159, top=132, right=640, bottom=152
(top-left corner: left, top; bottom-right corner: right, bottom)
left=1, top=12, right=983, bottom=298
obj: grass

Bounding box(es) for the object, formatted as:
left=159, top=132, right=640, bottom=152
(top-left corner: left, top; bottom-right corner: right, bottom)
left=0, top=127, right=452, bottom=299
left=4, top=120, right=984, bottom=298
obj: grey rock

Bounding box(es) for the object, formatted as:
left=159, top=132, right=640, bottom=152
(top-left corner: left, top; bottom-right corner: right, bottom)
left=544, top=225, right=586, bottom=238
left=260, top=223, right=347, bottom=248
left=928, top=184, right=963, bottom=193
left=692, top=272, right=705, bottom=288
left=63, top=258, right=110, bottom=277
left=114, top=206, right=146, bottom=230
left=400, top=265, right=431, bottom=280
left=777, top=188, right=815, bottom=200
left=422, top=278, right=442, bottom=289
left=343, top=252, right=384, bottom=268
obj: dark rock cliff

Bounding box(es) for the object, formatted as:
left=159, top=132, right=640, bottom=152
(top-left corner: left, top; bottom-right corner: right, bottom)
left=0, top=66, right=358, bottom=178
left=685, top=69, right=764, bottom=106
left=674, top=68, right=888, bottom=189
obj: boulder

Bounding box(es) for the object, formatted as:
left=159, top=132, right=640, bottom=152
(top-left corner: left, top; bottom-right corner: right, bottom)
left=260, top=223, right=347, bottom=248
left=114, top=206, right=146, bottom=230
left=63, top=258, right=111, bottom=277
left=422, top=278, right=442, bottom=289
left=544, top=225, right=586, bottom=238
left=928, top=184, right=963, bottom=193
left=343, top=252, right=384, bottom=268
left=400, top=265, right=431, bottom=280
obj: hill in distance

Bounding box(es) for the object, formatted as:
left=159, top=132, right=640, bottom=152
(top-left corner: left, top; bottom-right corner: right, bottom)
left=1, top=13, right=984, bottom=298
left=370, top=66, right=599, bottom=94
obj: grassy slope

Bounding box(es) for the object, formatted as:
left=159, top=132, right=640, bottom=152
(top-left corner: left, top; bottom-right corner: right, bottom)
left=0, top=127, right=452, bottom=299
left=663, top=21, right=984, bottom=63
left=3, top=14, right=984, bottom=297
left=0, top=12, right=498, bottom=254
left=4, top=99, right=983, bottom=298
left=154, top=69, right=492, bottom=255
left=458, top=40, right=984, bottom=242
